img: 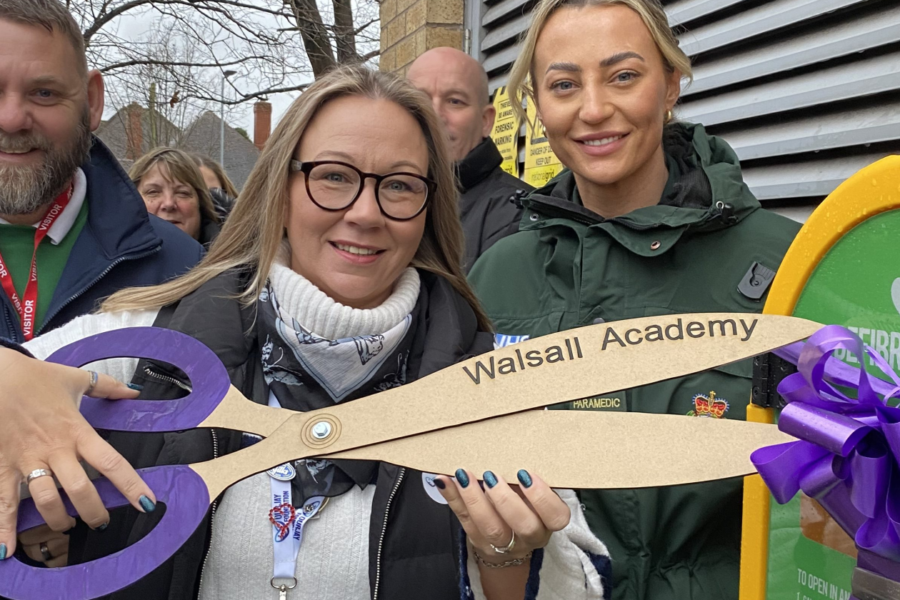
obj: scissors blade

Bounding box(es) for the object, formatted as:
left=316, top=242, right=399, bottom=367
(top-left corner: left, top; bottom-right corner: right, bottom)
left=323, top=410, right=795, bottom=488
left=228, top=313, right=817, bottom=463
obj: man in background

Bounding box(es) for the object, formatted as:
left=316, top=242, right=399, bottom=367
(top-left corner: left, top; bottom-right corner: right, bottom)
left=408, top=47, right=532, bottom=273
left=0, top=0, right=201, bottom=343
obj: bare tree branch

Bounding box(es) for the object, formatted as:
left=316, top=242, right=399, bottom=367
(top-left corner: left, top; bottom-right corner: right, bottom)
left=99, top=55, right=269, bottom=74
left=360, top=48, right=380, bottom=62
left=183, top=82, right=313, bottom=106
left=353, top=18, right=379, bottom=37
left=75, top=0, right=379, bottom=139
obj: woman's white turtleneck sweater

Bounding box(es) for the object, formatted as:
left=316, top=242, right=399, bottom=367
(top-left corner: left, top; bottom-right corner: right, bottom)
left=24, top=252, right=609, bottom=600
left=266, top=245, right=421, bottom=340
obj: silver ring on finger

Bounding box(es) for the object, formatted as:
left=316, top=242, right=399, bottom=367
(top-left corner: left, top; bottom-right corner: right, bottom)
left=490, top=531, right=516, bottom=554
left=25, top=468, right=53, bottom=486
left=40, top=542, right=53, bottom=562
left=85, top=370, right=99, bottom=396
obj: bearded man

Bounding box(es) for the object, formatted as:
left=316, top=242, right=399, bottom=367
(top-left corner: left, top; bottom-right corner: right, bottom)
left=0, top=0, right=201, bottom=342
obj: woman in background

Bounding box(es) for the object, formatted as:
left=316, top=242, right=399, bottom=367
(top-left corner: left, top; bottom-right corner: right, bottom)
left=129, top=148, right=221, bottom=246
left=192, top=154, right=239, bottom=219
left=192, top=153, right=240, bottom=199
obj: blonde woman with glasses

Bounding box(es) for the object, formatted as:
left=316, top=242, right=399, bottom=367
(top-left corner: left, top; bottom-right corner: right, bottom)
left=0, top=65, right=609, bottom=600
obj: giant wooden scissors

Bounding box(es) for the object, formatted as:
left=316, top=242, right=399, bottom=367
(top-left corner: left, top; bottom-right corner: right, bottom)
left=0, top=313, right=817, bottom=599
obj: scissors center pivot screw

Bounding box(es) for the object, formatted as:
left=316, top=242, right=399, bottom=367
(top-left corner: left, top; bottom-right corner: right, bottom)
left=311, top=421, right=333, bottom=439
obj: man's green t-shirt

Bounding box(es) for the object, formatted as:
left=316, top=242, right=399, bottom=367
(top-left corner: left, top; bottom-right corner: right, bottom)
left=0, top=200, right=89, bottom=331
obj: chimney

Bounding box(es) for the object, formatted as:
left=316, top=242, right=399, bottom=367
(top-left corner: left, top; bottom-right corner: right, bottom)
left=125, top=103, right=144, bottom=160
left=254, top=101, right=272, bottom=151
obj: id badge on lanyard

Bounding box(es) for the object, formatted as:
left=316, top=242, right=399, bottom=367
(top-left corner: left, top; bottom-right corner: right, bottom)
left=0, top=185, right=73, bottom=341
left=266, top=390, right=326, bottom=599
left=268, top=475, right=325, bottom=599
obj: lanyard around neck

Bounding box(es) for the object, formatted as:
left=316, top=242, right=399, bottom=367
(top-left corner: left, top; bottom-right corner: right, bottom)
left=0, top=184, right=74, bottom=340
left=266, top=391, right=325, bottom=598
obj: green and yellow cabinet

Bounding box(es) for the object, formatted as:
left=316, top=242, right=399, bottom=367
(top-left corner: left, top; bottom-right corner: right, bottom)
left=740, top=156, right=900, bottom=600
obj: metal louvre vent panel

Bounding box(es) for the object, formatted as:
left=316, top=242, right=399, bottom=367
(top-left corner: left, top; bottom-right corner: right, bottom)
left=479, top=0, right=538, bottom=94
left=474, top=0, right=900, bottom=210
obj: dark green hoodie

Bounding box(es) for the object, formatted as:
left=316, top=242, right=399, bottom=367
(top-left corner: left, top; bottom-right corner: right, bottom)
left=470, top=123, right=800, bottom=600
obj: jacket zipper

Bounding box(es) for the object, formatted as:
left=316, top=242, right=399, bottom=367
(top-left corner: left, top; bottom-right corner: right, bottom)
left=37, top=246, right=161, bottom=336
left=372, top=467, right=405, bottom=600
left=565, top=214, right=596, bottom=227
left=2, top=304, right=18, bottom=343
left=198, top=429, right=220, bottom=593
left=143, top=366, right=193, bottom=392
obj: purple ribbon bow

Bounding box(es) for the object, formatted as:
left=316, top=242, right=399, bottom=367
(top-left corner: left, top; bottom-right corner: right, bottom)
left=752, top=325, right=900, bottom=575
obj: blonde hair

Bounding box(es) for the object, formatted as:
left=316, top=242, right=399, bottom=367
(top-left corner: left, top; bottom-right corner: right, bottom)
left=508, top=0, right=692, bottom=126
left=191, top=153, right=240, bottom=199
left=129, top=147, right=220, bottom=228
left=104, top=65, right=491, bottom=332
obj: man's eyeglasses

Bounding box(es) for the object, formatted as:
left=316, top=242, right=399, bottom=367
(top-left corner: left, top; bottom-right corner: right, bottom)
left=289, top=160, right=434, bottom=221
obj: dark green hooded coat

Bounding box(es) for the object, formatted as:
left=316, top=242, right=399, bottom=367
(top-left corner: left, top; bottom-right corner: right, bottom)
left=469, top=123, right=801, bottom=600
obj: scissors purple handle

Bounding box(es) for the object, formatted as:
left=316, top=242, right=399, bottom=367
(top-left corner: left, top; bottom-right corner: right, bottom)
left=48, top=327, right=230, bottom=431
left=0, top=328, right=228, bottom=600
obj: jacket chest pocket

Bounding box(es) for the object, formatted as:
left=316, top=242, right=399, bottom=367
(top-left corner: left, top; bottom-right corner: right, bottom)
left=634, top=359, right=752, bottom=421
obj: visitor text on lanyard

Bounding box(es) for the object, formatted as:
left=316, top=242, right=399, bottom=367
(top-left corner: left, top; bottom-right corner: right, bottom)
left=0, top=185, right=73, bottom=341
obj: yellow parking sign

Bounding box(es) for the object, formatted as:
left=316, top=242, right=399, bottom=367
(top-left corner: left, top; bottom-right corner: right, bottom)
left=524, top=97, right=562, bottom=188
left=489, top=86, right=519, bottom=177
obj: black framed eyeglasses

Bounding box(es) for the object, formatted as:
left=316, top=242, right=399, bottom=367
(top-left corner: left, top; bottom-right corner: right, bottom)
left=290, top=160, right=434, bottom=221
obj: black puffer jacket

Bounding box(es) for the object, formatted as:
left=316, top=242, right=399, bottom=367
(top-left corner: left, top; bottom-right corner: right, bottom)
left=68, top=268, right=493, bottom=600
left=456, top=138, right=532, bottom=273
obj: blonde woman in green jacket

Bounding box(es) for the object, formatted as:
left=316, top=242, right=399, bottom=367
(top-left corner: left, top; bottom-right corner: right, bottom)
left=469, top=1, right=800, bottom=599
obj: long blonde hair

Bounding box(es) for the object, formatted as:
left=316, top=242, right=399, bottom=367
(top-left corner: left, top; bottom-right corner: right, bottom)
left=508, top=0, right=693, bottom=126
left=104, top=65, right=491, bottom=331
left=129, top=147, right=219, bottom=227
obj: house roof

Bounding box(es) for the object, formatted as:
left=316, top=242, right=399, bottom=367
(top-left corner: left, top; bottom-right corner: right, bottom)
left=96, top=105, right=260, bottom=191
left=95, top=103, right=180, bottom=160
left=179, top=111, right=260, bottom=191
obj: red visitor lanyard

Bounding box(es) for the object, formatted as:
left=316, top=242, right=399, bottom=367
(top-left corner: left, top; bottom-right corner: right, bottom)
left=0, top=185, right=74, bottom=340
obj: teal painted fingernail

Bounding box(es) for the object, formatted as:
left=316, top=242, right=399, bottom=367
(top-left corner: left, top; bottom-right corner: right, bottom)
left=127, top=383, right=144, bottom=391
left=455, top=469, right=470, bottom=488
left=483, top=471, right=498, bottom=488
left=0, top=543, right=7, bottom=560
left=434, top=478, right=446, bottom=490
left=517, top=470, right=533, bottom=488
left=96, top=522, right=108, bottom=532
left=139, top=495, right=156, bottom=513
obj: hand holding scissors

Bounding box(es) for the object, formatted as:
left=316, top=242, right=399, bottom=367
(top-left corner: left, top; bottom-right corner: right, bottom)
left=0, top=313, right=816, bottom=599
left=0, top=348, right=153, bottom=540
